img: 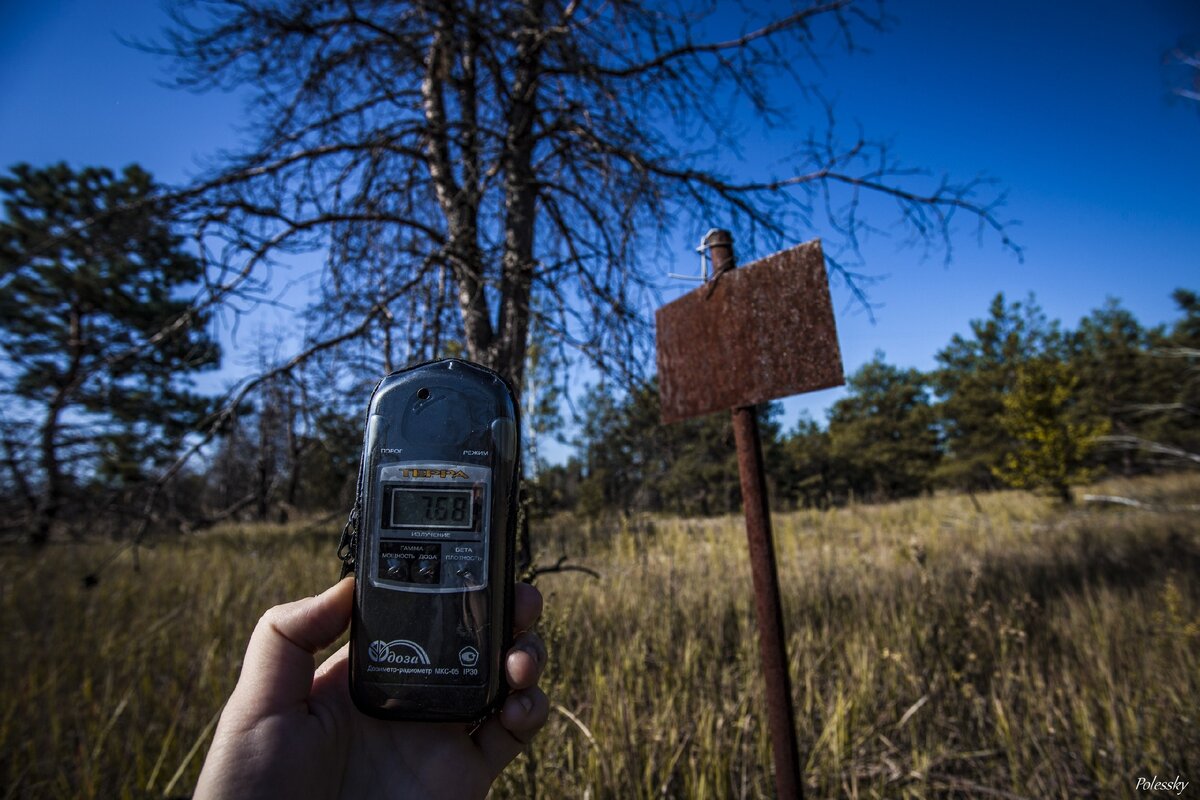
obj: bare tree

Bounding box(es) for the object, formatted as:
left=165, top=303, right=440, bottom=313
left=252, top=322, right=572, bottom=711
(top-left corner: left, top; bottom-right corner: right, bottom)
left=155, top=0, right=1015, bottom=396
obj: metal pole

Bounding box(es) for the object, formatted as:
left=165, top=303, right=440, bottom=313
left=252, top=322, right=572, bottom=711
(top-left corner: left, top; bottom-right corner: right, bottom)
left=707, top=230, right=804, bottom=800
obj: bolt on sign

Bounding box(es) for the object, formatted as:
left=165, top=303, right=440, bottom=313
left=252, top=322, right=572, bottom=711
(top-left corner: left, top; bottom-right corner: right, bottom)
left=656, top=238, right=844, bottom=423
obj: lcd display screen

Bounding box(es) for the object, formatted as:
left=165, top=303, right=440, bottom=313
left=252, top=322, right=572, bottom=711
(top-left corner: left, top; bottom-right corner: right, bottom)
left=388, top=487, right=474, bottom=530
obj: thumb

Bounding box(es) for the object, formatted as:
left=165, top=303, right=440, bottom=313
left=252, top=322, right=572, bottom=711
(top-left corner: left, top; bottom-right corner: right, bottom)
left=231, top=576, right=354, bottom=718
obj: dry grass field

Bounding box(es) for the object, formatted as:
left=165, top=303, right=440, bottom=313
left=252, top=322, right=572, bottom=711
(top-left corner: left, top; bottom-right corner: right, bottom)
left=2, top=474, right=1198, bottom=798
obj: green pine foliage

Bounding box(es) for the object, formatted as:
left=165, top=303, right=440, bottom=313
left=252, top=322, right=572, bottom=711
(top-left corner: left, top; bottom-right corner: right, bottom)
left=570, top=379, right=781, bottom=518
left=1151, top=290, right=1200, bottom=460
left=773, top=415, right=834, bottom=509
left=1067, top=298, right=1175, bottom=475
left=0, top=162, right=220, bottom=542
left=991, top=358, right=1111, bottom=502
left=932, top=293, right=1063, bottom=493
left=826, top=353, right=941, bottom=502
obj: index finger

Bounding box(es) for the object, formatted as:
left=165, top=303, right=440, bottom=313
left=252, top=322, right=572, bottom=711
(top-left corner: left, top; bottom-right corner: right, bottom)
left=513, top=582, right=542, bottom=632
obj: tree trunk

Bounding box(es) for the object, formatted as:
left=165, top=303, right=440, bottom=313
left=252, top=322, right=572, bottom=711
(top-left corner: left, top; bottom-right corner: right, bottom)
left=493, top=0, right=544, bottom=394
left=420, top=11, right=495, bottom=373
left=33, top=406, right=63, bottom=547
left=33, top=307, right=84, bottom=547
left=282, top=386, right=305, bottom=523
left=256, top=396, right=275, bottom=521
left=2, top=437, right=37, bottom=518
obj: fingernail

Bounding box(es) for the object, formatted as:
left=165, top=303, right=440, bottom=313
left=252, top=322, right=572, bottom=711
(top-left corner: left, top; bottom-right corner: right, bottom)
left=518, top=694, right=533, bottom=713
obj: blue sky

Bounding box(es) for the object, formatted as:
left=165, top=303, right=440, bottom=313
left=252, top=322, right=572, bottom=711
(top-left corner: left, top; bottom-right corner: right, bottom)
left=2, top=1, right=1198, bottom=461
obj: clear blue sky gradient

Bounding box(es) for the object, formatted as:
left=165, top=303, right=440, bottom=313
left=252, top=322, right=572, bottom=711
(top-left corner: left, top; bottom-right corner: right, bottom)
left=2, top=1, right=1198, bottom=462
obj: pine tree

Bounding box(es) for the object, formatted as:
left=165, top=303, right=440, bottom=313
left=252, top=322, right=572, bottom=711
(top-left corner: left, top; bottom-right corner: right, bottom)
left=0, top=163, right=219, bottom=544
left=826, top=354, right=941, bottom=501
left=1118, top=289, right=1200, bottom=467
left=576, top=378, right=781, bottom=517
left=1068, top=298, right=1161, bottom=474
left=774, top=415, right=835, bottom=509
left=1160, top=290, right=1200, bottom=459
left=992, top=358, right=1110, bottom=503
left=933, top=293, right=1061, bottom=492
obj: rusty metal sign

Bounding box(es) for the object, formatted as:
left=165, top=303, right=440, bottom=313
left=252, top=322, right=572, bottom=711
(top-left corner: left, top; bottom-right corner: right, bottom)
left=656, top=238, right=844, bottom=423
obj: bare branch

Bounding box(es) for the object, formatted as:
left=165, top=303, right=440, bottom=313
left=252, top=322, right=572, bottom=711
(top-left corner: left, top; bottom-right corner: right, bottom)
left=529, top=554, right=601, bottom=580
left=1083, top=494, right=1200, bottom=512
left=129, top=262, right=435, bottom=546
left=1098, top=435, right=1200, bottom=466
left=547, top=1, right=852, bottom=79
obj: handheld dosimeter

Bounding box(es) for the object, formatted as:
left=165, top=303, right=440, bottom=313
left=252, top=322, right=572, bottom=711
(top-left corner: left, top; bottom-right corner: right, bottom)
left=341, top=358, right=519, bottom=721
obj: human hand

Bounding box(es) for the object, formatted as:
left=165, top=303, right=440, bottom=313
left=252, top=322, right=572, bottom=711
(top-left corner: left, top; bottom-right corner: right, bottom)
left=195, top=577, right=548, bottom=799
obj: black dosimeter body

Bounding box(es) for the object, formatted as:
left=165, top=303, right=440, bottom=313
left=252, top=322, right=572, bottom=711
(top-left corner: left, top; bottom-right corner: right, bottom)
left=347, top=359, right=519, bottom=721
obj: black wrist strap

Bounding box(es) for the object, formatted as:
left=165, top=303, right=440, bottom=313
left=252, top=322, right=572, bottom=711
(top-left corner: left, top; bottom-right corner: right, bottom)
left=337, top=371, right=396, bottom=578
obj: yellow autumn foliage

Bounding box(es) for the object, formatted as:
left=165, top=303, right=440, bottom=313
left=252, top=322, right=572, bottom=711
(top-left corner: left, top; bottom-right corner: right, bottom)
left=992, top=359, right=1111, bottom=501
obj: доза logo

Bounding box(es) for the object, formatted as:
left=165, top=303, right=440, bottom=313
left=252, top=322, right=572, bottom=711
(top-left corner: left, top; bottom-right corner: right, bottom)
left=368, top=639, right=431, bottom=665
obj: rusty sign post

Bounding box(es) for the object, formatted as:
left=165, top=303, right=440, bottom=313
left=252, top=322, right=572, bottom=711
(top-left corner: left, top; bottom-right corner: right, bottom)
left=656, top=230, right=844, bottom=800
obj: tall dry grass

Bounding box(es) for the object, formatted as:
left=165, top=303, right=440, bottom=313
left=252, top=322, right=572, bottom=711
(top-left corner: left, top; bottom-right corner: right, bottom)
left=2, top=475, right=1197, bottom=798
